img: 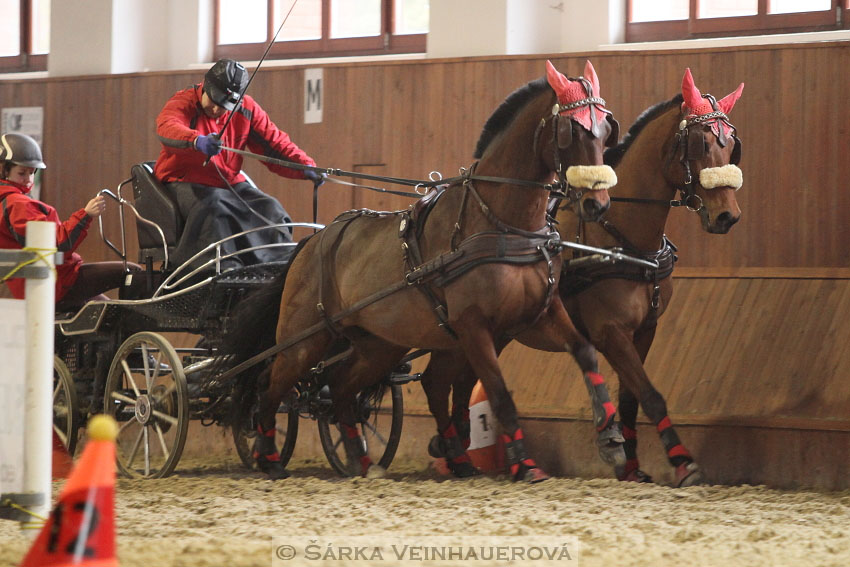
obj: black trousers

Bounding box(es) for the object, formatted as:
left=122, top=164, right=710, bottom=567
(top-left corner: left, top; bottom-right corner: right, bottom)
left=168, top=181, right=294, bottom=269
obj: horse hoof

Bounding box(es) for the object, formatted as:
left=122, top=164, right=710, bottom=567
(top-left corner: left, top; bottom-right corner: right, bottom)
left=365, top=464, right=387, bottom=479
left=427, top=435, right=445, bottom=459
left=256, top=457, right=290, bottom=480
left=617, top=468, right=654, bottom=483
left=447, top=460, right=481, bottom=478
left=597, top=441, right=626, bottom=468
left=518, top=467, right=550, bottom=484
left=596, top=425, right=626, bottom=467
left=675, top=462, right=705, bottom=487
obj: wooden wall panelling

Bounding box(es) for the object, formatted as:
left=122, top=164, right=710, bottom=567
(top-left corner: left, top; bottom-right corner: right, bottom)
left=2, top=44, right=850, bottom=424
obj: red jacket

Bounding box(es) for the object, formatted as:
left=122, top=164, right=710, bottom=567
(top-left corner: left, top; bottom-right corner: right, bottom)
left=153, top=84, right=316, bottom=186
left=0, top=180, right=89, bottom=301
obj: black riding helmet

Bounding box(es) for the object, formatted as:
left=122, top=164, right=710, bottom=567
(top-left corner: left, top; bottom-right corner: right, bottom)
left=203, top=59, right=249, bottom=111
left=0, top=133, right=46, bottom=170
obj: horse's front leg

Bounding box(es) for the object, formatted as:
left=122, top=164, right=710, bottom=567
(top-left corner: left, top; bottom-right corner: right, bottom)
left=600, top=323, right=704, bottom=487
left=517, top=297, right=625, bottom=467
left=452, top=307, right=549, bottom=483
left=421, top=351, right=481, bottom=477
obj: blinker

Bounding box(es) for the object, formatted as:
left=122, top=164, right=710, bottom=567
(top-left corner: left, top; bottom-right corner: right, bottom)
left=687, top=129, right=705, bottom=160
left=557, top=115, right=572, bottom=149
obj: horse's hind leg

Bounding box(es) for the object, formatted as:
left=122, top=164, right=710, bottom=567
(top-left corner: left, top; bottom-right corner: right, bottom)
left=604, top=324, right=703, bottom=487
left=452, top=308, right=549, bottom=483
left=254, top=329, right=334, bottom=479
left=328, top=340, right=409, bottom=478
left=421, top=351, right=480, bottom=477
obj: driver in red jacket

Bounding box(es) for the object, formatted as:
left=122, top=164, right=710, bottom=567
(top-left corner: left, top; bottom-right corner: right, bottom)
left=0, top=133, right=140, bottom=308
left=154, top=58, right=324, bottom=270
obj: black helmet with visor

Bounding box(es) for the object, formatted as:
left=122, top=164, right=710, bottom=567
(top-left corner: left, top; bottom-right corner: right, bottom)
left=203, top=59, right=249, bottom=111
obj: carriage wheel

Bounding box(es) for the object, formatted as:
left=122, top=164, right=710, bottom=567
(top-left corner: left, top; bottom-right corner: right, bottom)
left=103, top=332, right=189, bottom=479
left=53, top=356, right=80, bottom=456
left=231, top=384, right=299, bottom=471
left=317, top=383, right=404, bottom=477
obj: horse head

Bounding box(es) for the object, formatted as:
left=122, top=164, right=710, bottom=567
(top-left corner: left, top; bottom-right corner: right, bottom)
left=543, top=60, right=619, bottom=221
left=666, top=68, right=744, bottom=234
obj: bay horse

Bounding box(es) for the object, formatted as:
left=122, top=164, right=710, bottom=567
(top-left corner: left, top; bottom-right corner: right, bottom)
left=224, top=60, right=619, bottom=481
left=425, top=69, right=744, bottom=486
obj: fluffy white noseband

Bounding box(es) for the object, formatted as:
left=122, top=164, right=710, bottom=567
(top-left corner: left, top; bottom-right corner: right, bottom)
left=699, top=164, right=743, bottom=190
left=565, top=165, right=617, bottom=190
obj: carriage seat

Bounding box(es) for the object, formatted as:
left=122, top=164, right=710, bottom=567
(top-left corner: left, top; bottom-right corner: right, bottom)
left=131, top=162, right=182, bottom=265
left=131, top=162, right=262, bottom=267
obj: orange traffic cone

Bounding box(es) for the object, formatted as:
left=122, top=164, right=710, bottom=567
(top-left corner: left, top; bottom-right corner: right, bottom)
left=21, top=415, right=119, bottom=567
left=52, top=430, right=74, bottom=480
left=467, top=381, right=505, bottom=473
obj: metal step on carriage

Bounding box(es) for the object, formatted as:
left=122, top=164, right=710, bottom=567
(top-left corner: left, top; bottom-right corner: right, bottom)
left=52, top=163, right=417, bottom=479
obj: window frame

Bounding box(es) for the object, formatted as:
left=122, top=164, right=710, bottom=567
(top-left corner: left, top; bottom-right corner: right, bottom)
left=0, top=0, right=48, bottom=72
left=627, top=0, right=846, bottom=43
left=214, top=0, right=426, bottom=61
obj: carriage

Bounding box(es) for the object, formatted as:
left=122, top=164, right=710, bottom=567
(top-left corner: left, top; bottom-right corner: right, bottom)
left=51, top=162, right=416, bottom=479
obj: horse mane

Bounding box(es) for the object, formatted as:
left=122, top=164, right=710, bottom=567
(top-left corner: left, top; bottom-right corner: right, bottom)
left=473, top=77, right=550, bottom=159
left=604, top=93, right=684, bottom=167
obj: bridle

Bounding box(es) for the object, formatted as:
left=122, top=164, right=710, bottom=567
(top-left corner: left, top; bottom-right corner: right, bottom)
left=533, top=76, right=616, bottom=205
left=610, top=94, right=742, bottom=215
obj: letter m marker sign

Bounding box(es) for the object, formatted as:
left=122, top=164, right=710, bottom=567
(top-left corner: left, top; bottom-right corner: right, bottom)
left=305, top=68, right=323, bottom=124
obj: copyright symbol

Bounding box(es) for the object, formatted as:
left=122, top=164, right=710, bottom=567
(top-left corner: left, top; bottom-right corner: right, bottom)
left=276, top=545, right=296, bottom=560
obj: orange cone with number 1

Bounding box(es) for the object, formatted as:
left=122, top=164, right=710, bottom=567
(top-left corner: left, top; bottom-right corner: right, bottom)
left=467, top=381, right=505, bottom=473
left=20, top=414, right=118, bottom=567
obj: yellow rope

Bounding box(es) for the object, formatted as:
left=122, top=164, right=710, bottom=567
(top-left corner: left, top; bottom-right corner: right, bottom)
left=0, top=498, right=49, bottom=522
left=0, top=246, right=58, bottom=282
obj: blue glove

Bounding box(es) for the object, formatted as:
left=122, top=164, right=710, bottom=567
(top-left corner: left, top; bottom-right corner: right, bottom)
left=304, top=169, right=327, bottom=187
left=195, top=134, right=222, bottom=156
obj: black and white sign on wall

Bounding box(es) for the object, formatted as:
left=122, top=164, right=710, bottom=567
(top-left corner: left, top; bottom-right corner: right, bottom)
left=305, top=68, right=323, bottom=124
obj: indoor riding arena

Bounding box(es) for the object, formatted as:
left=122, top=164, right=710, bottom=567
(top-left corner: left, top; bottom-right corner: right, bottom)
left=1, top=2, right=848, bottom=567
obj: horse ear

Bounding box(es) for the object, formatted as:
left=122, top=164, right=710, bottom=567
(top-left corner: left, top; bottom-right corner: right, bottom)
left=681, top=68, right=704, bottom=110
left=546, top=60, right=570, bottom=95
left=718, top=82, right=745, bottom=115
left=583, top=60, right=600, bottom=97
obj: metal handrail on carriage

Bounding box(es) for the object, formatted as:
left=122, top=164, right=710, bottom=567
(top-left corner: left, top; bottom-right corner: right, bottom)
left=54, top=172, right=414, bottom=480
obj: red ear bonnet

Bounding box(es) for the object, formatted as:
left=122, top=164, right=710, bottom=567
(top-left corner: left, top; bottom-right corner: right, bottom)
left=718, top=82, right=744, bottom=115
left=681, top=68, right=743, bottom=138
left=545, top=59, right=610, bottom=134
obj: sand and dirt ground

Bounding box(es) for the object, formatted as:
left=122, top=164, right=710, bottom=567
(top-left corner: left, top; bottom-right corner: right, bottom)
left=1, top=456, right=848, bottom=567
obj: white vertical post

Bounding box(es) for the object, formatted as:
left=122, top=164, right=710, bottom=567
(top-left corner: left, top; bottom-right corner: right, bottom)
left=21, top=221, right=55, bottom=531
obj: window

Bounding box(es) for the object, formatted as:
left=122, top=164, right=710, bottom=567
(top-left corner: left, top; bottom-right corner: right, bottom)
left=627, top=0, right=845, bottom=43
left=0, top=0, right=50, bottom=71
left=215, top=0, right=428, bottom=61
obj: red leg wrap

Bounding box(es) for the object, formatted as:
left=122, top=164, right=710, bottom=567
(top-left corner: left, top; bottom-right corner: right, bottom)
left=587, top=371, right=605, bottom=386
left=360, top=455, right=373, bottom=475
left=599, top=402, right=617, bottom=432
left=622, top=425, right=637, bottom=440
left=441, top=423, right=458, bottom=438
left=257, top=424, right=276, bottom=437
left=342, top=424, right=360, bottom=439
left=667, top=444, right=692, bottom=460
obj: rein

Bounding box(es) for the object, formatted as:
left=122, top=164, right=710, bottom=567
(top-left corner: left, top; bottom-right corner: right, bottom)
left=220, top=145, right=566, bottom=197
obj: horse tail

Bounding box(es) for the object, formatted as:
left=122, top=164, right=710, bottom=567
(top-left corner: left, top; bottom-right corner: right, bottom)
left=222, top=235, right=314, bottom=363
